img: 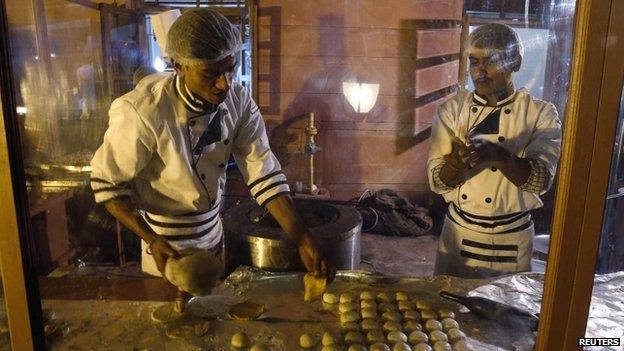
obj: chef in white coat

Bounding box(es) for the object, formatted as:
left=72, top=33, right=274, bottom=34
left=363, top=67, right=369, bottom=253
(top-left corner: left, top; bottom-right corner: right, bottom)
left=427, top=23, right=562, bottom=278
left=90, top=9, right=334, bottom=303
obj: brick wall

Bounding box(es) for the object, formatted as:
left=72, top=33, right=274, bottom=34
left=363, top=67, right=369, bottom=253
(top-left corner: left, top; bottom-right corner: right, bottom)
left=255, top=0, right=463, bottom=202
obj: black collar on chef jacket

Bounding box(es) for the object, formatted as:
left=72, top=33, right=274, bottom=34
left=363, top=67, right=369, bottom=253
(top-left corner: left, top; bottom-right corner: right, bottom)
left=472, top=89, right=517, bottom=107
left=174, top=75, right=223, bottom=155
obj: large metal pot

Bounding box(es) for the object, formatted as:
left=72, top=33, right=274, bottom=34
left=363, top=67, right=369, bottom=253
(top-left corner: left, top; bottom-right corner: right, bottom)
left=223, top=198, right=362, bottom=271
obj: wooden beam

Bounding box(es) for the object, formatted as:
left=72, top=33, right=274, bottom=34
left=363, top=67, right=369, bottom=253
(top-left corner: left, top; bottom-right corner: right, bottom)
left=536, top=0, right=622, bottom=350
left=66, top=0, right=98, bottom=10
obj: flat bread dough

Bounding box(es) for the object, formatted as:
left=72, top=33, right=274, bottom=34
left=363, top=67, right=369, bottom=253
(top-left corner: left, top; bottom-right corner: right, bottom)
left=151, top=304, right=182, bottom=323
left=304, top=273, right=327, bottom=301
left=164, top=248, right=223, bottom=297
left=228, top=301, right=266, bottom=320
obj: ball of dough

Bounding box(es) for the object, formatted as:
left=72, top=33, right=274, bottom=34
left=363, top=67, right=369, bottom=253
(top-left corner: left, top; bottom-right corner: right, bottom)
left=250, top=343, right=270, bottom=351
left=402, top=310, right=420, bottom=321
left=446, top=328, right=466, bottom=343
left=412, top=343, right=433, bottom=351
left=360, top=291, right=375, bottom=300
left=231, top=331, right=250, bottom=348
left=441, top=318, right=459, bottom=331
left=361, top=307, right=377, bottom=319
left=321, top=345, right=343, bottom=351
left=397, top=301, right=415, bottom=312
left=322, top=331, right=339, bottom=346
left=164, top=248, right=223, bottom=297
left=414, top=300, right=432, bottom=311
left=395, top=291, right=409, bottom=301
left=408, top=330, right=429, bottom=344
left=361, top=299, right=376, bottom=309
left=300, top=333, right=319, bottom=348
left=432, top=341, right=452, bottom=351
left=341, top=321, right=361, bottom=332
left=392, top=342, right=411, bottom=351
left=344, top=331, right=364, bottom=344
left=341, top=310, right=361, bottom=324
left=361, top=318, right=379, bottom=332
left=381, top=311, right=402, bottom=323
left=323, top=292, right=340, bottom=304
left=425, top=319, right=442, bottom=332
left=382, top=320, right=402, bottom=333
left=403, top=320, right=422, bottom=333
left=347, top=344, right=367, bottom=351
left=438, top=308, right=455, bottom=319
left=377, top=302, right=397, bottom=313
left=420, top=310, right=437, bottom=320
left=429, top=330, right=448, bottom=343
left=339, top=302, right=359, bottom=313
left=340, top=293, right=356, bottom=303
left=386, top=330, right=407, bottom=344
left=366, top=329, right=385, bottom=344
left=376, top=292, right=393, bottom=303
left=453, top=340, right=472, bottom=351
left=369, top=342, right=391, bottom=351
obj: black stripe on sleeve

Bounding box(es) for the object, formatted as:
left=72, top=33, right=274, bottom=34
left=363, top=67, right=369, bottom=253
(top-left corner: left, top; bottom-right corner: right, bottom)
left=247, top=170, right=283, bottom=189
left=259, top=190, right=291, bottom=207
left=253, top=180, right=289, bottom=199
left=92, top=186, right=131, bottom=194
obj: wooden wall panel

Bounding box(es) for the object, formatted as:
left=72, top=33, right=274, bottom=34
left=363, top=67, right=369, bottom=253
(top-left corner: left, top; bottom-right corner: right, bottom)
left=414, top=61, right=459, bottom=97
left=416, top=28, right=462, bottom=59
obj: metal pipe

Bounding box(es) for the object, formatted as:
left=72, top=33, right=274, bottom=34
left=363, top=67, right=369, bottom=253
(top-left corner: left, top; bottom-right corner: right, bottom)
left=305, top=112, right=318, bottom=194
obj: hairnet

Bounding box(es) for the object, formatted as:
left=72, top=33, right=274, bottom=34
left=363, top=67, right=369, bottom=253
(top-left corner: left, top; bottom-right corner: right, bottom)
left=166, top=9, right=242, bottom=66
left=468, top=23, right=523, bottom=60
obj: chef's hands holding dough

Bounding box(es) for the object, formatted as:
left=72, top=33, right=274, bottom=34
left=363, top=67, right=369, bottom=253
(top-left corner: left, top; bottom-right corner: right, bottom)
left=447, top=136, right=470, bottom=170
left=298, top=233, right=336, bottom=283
left=149, top=237, right=180, bottom=276
left=464, top=135, right=511, bottom=167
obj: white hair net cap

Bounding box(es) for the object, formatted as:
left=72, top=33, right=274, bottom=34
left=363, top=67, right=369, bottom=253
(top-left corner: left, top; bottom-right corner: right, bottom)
left=166, top=9, right=242, bottom=66
left=468, top=23, right=524, bottom=59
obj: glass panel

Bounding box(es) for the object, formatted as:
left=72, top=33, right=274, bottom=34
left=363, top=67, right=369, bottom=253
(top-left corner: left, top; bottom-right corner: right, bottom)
left=1, top=0, right=577, bottom=350
left=585, top=78, right=624, bottom=349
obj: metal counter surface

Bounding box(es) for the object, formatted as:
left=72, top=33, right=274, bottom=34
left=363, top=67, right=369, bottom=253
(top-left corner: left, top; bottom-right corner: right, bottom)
left=41, top=267, right=545, bottom=350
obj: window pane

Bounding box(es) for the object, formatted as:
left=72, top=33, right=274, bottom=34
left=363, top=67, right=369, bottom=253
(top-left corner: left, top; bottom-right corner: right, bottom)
left=2, top=0, right=578, bottom=349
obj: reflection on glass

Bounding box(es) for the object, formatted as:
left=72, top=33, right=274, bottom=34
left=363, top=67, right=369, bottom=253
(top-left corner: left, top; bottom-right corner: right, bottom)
left=586, top=78, right=624, bottom=350
left=0, top=274, right=10, bottom=350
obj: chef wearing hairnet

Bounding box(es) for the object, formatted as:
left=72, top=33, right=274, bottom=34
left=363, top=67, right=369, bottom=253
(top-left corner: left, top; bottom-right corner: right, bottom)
left=427, top=23, right=562, bottom=278
left=91, top=9, right=334, bottom=304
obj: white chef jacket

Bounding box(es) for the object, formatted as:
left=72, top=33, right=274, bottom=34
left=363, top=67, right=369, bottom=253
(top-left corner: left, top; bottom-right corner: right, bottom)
left=427, top=87, right=561, bottom=277
left=90, top=73, right=290, bottom=274
left=428, top=88, right=561, bottom=222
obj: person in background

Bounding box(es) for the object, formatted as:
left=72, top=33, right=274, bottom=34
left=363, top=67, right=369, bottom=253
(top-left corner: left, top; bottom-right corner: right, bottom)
left=427, top=23, right=562, bottom=278
left=90, top=9, right=334, bottom=310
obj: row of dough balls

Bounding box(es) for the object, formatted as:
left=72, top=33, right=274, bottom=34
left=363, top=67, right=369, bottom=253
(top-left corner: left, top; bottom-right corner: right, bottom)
left=300, top=324, right=470, bottom=350
left=323, top=291, right=446, bottom=310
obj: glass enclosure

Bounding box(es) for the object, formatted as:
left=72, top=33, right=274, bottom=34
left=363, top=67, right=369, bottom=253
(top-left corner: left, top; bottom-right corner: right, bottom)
left=0, top=275, right=10, bottom=351
left=2, top=0, right=581, bottom=349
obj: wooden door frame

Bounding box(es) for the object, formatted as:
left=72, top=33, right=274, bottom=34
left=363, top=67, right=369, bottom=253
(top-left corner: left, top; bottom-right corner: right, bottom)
left=536, top=0, right=624, bottom=349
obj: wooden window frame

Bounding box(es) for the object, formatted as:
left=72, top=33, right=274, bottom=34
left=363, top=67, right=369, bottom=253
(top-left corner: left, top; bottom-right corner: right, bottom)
left=0, top=0, right=622, bottom=350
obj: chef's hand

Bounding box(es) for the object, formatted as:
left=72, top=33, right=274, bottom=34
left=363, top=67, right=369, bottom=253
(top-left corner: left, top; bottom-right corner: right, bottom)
left=149, top=237, right=180, bottom=276
left=446, top=136, right=470, bottom=170
left=465, top=137, right=511, bottom=167
left=298, top=233, right=336, bottom=283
